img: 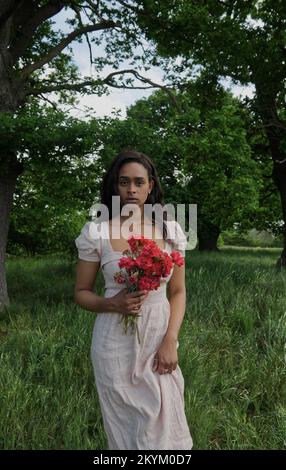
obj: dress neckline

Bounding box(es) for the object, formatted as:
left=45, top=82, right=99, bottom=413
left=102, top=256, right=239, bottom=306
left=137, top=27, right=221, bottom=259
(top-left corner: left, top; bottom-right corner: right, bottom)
left=103, top=220, right=170, bottom=255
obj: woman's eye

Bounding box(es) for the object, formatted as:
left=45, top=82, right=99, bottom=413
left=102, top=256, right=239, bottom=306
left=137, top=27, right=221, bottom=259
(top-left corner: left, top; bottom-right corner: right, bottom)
left=119, top=181, right=144, bottom=186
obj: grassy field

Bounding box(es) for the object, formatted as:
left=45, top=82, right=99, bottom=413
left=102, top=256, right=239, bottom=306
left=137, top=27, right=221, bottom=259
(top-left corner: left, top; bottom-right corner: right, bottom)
left=1, top=247, right=286, bottom=450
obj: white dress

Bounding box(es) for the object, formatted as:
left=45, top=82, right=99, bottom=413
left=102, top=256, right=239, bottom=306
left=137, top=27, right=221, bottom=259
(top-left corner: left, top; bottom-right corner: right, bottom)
left=75, top=219, right=193, bottom=450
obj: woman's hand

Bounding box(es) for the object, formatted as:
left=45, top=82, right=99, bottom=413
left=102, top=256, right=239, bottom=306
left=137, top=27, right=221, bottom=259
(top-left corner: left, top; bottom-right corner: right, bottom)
left=112, top=287, right=149, bottom=316
left=152, top=337, right=178, bottom=375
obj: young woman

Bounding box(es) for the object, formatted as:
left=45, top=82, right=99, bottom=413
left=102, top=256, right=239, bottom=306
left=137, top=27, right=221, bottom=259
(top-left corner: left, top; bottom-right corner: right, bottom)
left=74, top=149, right=193, bottom=450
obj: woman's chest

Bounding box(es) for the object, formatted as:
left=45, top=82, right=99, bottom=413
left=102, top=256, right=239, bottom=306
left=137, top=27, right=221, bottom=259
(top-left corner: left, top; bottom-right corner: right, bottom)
left=107, top=221, right=167, bottom=252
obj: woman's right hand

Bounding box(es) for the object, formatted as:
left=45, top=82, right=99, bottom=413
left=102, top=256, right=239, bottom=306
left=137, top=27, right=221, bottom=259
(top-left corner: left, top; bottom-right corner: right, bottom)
left=111, top=288, right=149, bottom=316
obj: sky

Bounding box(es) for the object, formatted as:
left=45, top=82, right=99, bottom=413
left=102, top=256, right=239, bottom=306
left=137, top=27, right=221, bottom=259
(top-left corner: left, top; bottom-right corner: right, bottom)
left=50, top=7, right=255, bottom=120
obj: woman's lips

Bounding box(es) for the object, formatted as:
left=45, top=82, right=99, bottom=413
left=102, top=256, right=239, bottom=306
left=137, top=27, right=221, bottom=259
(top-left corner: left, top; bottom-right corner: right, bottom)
left=126, top=198, right=138, bottom=202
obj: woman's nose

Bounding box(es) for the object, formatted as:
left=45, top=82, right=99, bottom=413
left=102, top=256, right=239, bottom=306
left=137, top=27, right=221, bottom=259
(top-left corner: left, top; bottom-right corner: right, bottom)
left=128, top=184, right=137, bottom=193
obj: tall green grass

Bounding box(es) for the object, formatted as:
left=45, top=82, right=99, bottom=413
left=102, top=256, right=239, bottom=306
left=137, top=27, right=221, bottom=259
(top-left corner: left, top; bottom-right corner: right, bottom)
left=1, top=248, right=286, bottom=449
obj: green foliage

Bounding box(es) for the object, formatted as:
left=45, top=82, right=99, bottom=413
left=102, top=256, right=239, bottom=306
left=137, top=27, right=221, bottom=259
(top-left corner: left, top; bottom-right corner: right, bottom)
left=135, top=1, right=286, bottom=244
left=2, top=1, right=285, bottom=255
left=238, top=99, right=284, bottom=237
left=5, top=85, right=282, bottom=255
left=95, top=87, right=263, bottom=239
left=137, top=0, right=286, bottom=93
left=4, top=103, right=105, bottom=255
left=0, top=101, right=100, bottom=160
left=183, top=93, right=262, bottom=232
left=222, top=229, right=283, bottom=248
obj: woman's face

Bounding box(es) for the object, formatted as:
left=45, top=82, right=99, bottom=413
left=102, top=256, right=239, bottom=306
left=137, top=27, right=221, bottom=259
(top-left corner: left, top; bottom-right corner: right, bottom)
left=117, top=162, right=154, bottom=212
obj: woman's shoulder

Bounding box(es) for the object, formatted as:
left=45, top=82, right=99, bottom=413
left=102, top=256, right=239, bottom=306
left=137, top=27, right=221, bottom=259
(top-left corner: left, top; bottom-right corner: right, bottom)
left=89, top=219, right=107, bottom=238
left=74, top=220, right=106, bottom=262
left=165, top=219, right=188, bottom=254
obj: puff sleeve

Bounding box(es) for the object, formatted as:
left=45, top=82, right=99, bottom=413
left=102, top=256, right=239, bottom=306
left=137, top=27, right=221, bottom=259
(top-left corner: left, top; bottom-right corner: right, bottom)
left=167, top=220, right=188, bottom=257
left=74, top=221, right=101, bottom=262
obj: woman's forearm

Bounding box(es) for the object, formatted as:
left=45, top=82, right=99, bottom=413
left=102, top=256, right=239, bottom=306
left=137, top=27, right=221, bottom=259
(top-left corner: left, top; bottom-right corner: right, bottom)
left=74, top=289, right=116, bottom=314
left=164, top=290, right=186, bottom=341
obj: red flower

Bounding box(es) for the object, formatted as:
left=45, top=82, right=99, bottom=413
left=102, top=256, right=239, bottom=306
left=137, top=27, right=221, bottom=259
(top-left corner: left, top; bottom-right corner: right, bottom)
left=118, top=256, right=135, bottom=270
left=170, top=250, right=184, bottom=267
left=113, top=235, right=186, bottom=343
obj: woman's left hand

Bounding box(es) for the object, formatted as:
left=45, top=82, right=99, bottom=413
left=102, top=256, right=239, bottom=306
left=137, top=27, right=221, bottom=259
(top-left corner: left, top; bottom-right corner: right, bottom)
left=152, top=337, right=178, bottom=375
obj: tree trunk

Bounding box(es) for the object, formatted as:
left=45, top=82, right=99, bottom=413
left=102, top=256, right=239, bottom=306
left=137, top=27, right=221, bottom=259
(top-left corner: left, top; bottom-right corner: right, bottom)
left=0, top=153, right=23, bottom=310
left=255, top=84, right=286, bottom=268
left=0, top=31, right=25, bottom=309
left=198, top=222, right=221, bottom=251
left=273, top=160, right=286, bottom=269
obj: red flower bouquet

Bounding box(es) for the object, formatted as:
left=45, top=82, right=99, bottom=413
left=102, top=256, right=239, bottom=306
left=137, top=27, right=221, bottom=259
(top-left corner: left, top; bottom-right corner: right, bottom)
left=113, top=235, right=185, bottom=344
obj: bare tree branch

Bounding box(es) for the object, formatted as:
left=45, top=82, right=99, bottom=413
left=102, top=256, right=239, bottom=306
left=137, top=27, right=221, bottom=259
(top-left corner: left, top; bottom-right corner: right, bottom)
left=18, top=19, right=118, bottom=79
left=29, top=80, right=154, bottom=93
left=84, top=0, right=101, bottom=16
left=252, top=120, right=286, bottom=132
left=71, top=4, right=93, bottom=67
left=25, top=67, right=182, bottom=112
left=26, top=79, right=96, bottom=95
left=112, top=69, right=182, bottom=112
left=38, top=92, right=60, bottom=111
